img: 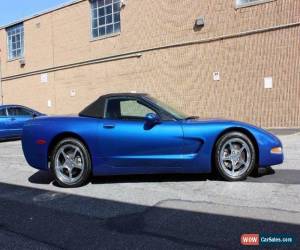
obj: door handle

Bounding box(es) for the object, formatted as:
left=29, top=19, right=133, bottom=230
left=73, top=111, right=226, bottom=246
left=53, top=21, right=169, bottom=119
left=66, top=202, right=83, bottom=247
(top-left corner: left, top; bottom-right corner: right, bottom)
left=11, top=117, right=16, bottom=121
left=103, top=124, right=115, bottom=129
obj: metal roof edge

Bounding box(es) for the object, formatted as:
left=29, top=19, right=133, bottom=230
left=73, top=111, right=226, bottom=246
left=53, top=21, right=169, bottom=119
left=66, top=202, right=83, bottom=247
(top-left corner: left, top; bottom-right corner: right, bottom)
left=0, top=0, right=86, bottom=30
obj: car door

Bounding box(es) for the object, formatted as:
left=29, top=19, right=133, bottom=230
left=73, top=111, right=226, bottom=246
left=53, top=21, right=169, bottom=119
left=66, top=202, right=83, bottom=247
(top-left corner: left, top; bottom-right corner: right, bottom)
left=0, top=107, right=12, bottom=139
left=98, top=97, right=184, bottom=170
left=7, top=107, right=34, bottom=137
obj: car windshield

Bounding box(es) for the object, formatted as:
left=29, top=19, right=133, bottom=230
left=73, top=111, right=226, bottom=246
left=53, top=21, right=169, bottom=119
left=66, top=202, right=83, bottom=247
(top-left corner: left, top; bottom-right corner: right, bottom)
left=146, top=96, right=189, bottom=120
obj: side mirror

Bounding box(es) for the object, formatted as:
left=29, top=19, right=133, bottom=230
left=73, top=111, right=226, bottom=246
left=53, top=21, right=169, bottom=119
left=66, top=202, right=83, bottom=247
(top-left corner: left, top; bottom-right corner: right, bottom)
left=32, top=113, right=38, bottom=118
left=145, top=113, right=160, bottom=125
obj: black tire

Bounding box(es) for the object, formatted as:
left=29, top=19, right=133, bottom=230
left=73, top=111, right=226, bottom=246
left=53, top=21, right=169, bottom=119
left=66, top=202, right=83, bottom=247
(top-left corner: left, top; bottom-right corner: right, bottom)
left=50, top=138, right=91, bottom=188
left=214, top=132, right=256, bottom=181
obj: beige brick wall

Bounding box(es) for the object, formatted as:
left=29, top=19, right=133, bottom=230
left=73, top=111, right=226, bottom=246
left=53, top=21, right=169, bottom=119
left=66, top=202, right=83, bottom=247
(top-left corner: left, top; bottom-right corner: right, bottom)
left=0, top=0, right=299, bottom=128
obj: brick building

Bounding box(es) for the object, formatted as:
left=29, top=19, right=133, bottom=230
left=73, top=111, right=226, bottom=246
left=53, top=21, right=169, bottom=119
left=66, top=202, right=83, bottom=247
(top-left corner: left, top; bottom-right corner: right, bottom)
left=0, top=0, right=299, bottom=128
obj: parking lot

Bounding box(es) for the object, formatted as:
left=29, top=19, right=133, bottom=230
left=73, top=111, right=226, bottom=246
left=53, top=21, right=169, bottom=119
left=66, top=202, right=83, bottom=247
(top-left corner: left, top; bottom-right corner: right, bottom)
left=0, top=132, right=299, bottom=249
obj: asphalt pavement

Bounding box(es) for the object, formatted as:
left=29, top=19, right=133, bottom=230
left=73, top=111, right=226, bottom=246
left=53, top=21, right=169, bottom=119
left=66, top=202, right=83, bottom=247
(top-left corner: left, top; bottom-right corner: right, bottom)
left=0, top=131, right=299, bottom=249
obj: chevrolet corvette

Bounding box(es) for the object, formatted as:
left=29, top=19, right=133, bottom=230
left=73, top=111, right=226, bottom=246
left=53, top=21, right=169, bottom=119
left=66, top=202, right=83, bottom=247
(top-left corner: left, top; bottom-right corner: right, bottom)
left=22, top=93, right=283, bottom=187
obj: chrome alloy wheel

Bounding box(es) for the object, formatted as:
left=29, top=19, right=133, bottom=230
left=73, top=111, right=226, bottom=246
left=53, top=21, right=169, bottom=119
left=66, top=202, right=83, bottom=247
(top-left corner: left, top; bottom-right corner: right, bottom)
left=219, top=138, right=251, bottom=178
left=54, top=144, right=85, bottom=185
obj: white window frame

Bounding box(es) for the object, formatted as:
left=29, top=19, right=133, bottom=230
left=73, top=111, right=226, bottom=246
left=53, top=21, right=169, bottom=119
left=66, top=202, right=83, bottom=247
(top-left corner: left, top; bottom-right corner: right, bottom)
left=90, top=0, right=121, bottom=40
left=235, top=0, right=275, bottom=9
left=6, top=23, right=24, bottom=61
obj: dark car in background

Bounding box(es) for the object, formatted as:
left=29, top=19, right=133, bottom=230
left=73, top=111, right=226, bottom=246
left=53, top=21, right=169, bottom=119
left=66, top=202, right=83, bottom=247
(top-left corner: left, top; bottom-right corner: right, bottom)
left=0, top=105, right=45, bottom=141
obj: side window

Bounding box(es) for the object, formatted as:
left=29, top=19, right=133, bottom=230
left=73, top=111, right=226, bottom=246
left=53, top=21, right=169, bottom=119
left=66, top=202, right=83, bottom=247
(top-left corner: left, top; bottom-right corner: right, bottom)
left=8, top=107, right=32, bottom=116
left=0, top=108, right=7, bottom=116
left=120, top=100, right=154, bottom=118
left=105, top=98, right=156, bottom=120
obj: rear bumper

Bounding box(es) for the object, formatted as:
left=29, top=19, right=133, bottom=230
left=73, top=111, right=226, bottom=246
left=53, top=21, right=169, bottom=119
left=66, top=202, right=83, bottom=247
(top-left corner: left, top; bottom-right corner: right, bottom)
left=21, top=126, right=49, bottom=171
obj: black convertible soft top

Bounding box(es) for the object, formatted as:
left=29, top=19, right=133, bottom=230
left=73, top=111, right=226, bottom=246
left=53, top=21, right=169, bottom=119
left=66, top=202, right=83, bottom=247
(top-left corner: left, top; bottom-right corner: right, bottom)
left=79, top=93, right=149, bottom=119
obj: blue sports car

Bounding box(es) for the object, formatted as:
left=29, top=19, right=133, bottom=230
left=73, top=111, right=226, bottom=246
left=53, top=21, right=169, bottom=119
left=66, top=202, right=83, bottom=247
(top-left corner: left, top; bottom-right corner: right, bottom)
left=0, top=105, right=45, bottom=141
left=22, top=93, right=283, bottom=187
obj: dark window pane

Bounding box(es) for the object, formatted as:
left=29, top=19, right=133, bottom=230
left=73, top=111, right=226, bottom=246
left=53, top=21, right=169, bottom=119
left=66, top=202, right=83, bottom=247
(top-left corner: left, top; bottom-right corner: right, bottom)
left=16, top=50, right=21, bottom=57
left=92, top=19, right=98, bottom=28
left=106, top=24, right=113, bottom=34
left=18, top=108, right=32, bottom=116
left=99, top=27, right=106, bottom=36
left=8, top=108, right=31, bottom=116
left=106, top=15, right=112, bottom=24
left=106, top=5, right=112, bottom=15
left=92, top=9, right=97, bottom=18
left=91, top=0, right=97, bottom=9
left=98, top=7, right=105, bottom=17
left=113, top=3, right=120, bottom=12
left=92, top=28, right=98, bottom=38
left=114, top=13, right=120, bottom=22
left=98, top=0, right=105, bottom=7
left=99, top=17, right=105, bottom=26
left=105, top=99, right=120, bottom=119
left=7, top=108, right=16, bottom=116
left=114, top=22, right=120, bottom=33
left=0, top=109, right=6, bottom=116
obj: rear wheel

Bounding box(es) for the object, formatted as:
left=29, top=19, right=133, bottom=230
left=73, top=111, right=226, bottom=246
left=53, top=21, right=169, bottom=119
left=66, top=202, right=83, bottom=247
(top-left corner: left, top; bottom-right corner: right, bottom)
left=214, top=132, right=256, bottom=181
left=50, top=138, right=91, bottom=188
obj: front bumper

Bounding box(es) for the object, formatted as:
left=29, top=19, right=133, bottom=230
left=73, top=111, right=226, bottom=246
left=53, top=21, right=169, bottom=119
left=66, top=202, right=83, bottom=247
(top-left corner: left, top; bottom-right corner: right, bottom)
left=258, top=137, right=284, bottom=167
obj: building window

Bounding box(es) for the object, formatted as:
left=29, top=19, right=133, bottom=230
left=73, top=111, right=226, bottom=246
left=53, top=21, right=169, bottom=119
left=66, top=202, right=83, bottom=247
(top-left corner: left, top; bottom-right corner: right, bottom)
left=6, top=23, right=24, bottom=60
left=91, top=0, right=121, bottom=39
left=236, top=0, right=274, bottom=8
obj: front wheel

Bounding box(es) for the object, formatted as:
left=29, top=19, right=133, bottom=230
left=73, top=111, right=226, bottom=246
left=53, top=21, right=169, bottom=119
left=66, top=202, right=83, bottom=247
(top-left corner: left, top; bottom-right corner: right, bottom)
left=214, top=132, right=256, bottom=181
left=50, top=138, right=91, bottom=188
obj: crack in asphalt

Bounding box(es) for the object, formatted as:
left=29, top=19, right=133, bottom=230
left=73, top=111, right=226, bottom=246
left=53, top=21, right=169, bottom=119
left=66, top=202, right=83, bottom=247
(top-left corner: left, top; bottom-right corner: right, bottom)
left=153, top=198, right=300, bottom=215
